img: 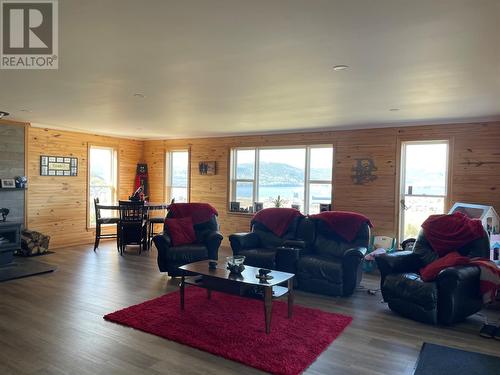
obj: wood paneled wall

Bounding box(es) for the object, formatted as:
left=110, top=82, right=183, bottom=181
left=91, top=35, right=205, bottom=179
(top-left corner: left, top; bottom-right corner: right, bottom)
left=26, top=127, right=144, bottom=248
left=18, top=121, right=500, bottom=248
left=144, top=121, right=500, bottom=244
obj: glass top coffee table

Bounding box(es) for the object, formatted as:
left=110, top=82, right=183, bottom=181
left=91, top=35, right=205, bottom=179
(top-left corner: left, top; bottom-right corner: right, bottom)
left=178, top=260, right=295, bottom=334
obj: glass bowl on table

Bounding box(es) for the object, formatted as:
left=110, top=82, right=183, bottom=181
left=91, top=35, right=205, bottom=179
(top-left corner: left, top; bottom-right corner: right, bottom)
left=226, top=255, right=245, bottom=274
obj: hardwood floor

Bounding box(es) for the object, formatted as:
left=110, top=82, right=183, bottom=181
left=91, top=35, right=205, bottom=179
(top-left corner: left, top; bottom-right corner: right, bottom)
left=0, top=242, right=498, bottom=375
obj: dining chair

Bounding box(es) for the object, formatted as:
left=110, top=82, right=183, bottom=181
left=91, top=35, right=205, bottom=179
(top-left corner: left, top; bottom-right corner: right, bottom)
left=147, top=199, right=173, bottom=249
left=148, top=213, right=166, bottom=250
left=93, top=197, right=119, bottom=251
left=118, top=200, right=147, bottom=255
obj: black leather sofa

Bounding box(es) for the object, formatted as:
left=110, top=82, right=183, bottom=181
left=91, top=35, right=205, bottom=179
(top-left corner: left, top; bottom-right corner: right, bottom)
left=375, top=228, right=490, bottom=325
left=153, top=212, right=223, bottom=277
left=229, top=215, right=306, bottom=269
left=229, top=214, right=369, bottom=296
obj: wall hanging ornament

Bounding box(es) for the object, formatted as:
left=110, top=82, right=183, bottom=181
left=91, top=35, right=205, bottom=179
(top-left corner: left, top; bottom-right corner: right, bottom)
left=134, top=164, right=149, bottom=198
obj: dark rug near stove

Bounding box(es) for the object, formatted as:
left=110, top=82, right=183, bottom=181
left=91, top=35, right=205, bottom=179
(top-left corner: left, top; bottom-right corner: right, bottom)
left=15, top=250, right=55, bottom=257
left=414, top=342, right=500, bottom=375
left=0, top=258, right=57, bottom=282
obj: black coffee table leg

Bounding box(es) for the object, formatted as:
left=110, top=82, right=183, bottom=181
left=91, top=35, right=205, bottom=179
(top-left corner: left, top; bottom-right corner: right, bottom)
left=264, top=286, right=273, bottom=334
left=288, top=278, right=294, bottom=318
left=180, top=276, right=185, bottom=310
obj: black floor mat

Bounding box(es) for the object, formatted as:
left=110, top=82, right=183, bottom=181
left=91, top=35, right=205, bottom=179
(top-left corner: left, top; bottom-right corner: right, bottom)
left=414, top=342, right=500, bottom=375
left=0, top=258, right=57, bottom=282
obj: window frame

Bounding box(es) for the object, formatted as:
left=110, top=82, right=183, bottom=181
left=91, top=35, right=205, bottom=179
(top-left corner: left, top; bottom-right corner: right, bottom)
left=87, top=144, right=118, bottom=229
left=229, top=144, right=334, bottom=214
left=165, top=149, right=190, bottom=203
left=398, top=139, right=450, bottom=242
left=305, top=145, right=334, bottom=214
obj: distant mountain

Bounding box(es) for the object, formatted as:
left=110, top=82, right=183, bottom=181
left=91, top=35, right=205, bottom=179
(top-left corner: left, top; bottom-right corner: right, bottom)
left=405, top=169, right=446, bottom=195
left=237, top=162, right=331, bottom=186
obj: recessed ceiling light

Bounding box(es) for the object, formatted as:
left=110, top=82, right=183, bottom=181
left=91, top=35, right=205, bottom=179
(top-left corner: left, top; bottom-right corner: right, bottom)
left=389, top=108, right=400, bottom=112
left=133, top=93, right=145, bottom=98
left=333, top=65, right=349, bottom=71
left=0, top=110, right=10, bottom=119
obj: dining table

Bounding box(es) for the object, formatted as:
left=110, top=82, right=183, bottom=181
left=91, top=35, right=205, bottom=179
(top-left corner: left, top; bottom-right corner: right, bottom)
left=96, top=201, right=170, bottom=211
left=96, top=201, right=170, bottom=251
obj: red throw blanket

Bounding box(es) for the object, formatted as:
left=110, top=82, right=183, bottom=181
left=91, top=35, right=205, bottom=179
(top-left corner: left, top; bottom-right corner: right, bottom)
left=420, top=252, right=500, bottom=304
left=252, top=208, right=304, bottom=237
left=310, top=211, right=373, bottom=242
left=168, top=203, right=218, bottom=225
left=421, top=212, right=484, bottom=257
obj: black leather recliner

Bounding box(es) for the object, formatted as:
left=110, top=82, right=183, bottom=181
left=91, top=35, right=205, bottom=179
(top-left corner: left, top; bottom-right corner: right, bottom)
left=375, top=228, right=490, bottom=325
left=229, top=214, right=369, bottom=296
left=297, top=218, right=370, bottom=296
left=153, top=212, right=223, bottom=277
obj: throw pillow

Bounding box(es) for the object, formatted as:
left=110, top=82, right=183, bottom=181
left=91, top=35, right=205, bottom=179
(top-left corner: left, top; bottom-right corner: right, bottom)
left=165, top=217, right=196, bottom=246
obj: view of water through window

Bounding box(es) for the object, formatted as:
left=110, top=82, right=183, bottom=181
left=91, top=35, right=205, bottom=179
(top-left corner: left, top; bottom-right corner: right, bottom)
left=232, top=146, right=333, bottom=214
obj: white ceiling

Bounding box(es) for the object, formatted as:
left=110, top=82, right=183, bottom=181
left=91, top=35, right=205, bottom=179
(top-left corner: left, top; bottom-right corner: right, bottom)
left=1, top=0, right=499, bottom=139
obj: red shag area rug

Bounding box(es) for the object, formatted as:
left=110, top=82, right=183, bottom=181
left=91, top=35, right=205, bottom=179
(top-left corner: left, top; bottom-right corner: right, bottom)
left=104, top=288, right=352, bottom=375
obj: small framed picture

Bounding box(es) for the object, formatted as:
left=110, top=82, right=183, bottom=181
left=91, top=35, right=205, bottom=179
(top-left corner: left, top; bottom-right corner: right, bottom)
left=319, top=203, right=332, bottom=212
left=1, top=179, right=16, bottom=188
left=230, top=201, right=240, bottom=212
left=199, top=161, right=216, bottom=175
left=254, top=202, right=263, bottom=212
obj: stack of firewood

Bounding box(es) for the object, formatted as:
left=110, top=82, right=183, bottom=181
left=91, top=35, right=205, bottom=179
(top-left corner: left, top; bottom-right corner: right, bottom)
left=19, top=229, right=51, bottom=256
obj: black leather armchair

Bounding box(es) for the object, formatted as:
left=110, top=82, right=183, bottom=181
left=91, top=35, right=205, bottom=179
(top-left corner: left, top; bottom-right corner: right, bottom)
left=296, top=219, right=370, bottom=296
left=153, top=212, right=223, bottom=277
left=376, top=228, right=490, bottom=325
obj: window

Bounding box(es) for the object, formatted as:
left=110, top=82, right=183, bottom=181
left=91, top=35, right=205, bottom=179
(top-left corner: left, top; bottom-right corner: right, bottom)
left=230, top=145, right=333, bottom=214
left=89, top=145, right=118, bottom=226
left=166, top=150, right=189, bottom=203
left=399, top=141, right=449, bottom=241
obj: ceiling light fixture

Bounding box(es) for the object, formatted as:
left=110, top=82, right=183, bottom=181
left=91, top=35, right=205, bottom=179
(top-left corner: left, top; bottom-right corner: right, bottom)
left=133, top=93, right=145, bottom=98
left=389, top=108, right=400, bottom=112
left=19, top=109, right=32, bottom=113
left=333, top=65, right=349, bottom=71
left=0, top=111, right=10, bottom=119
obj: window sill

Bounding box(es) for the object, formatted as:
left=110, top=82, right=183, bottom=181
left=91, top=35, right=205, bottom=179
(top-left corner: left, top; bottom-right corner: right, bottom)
left=226, top=211, right=254, bottom=217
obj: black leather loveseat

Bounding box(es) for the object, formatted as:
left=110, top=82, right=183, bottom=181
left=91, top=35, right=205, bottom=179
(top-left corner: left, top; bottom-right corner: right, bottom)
left=153, top=203, right=223, bottom=277
left=297, top=216, right=370, bottom=296
left=375, top=228, right=490, bottom=325
left=229, top=209, right=370, bottom=296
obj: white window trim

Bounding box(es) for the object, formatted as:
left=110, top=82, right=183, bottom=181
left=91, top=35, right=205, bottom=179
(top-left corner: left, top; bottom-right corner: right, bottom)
left=165, top=149, right=190, bottom=203
left=230, top=144, right=334, bottom=214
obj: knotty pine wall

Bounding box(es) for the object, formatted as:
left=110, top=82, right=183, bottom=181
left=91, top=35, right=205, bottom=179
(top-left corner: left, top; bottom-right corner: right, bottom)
left=144, top=121, right=500, bottom=244
left=17, top=121, right=500, bottom=248
left=26, top=127, right=144, bottom=248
